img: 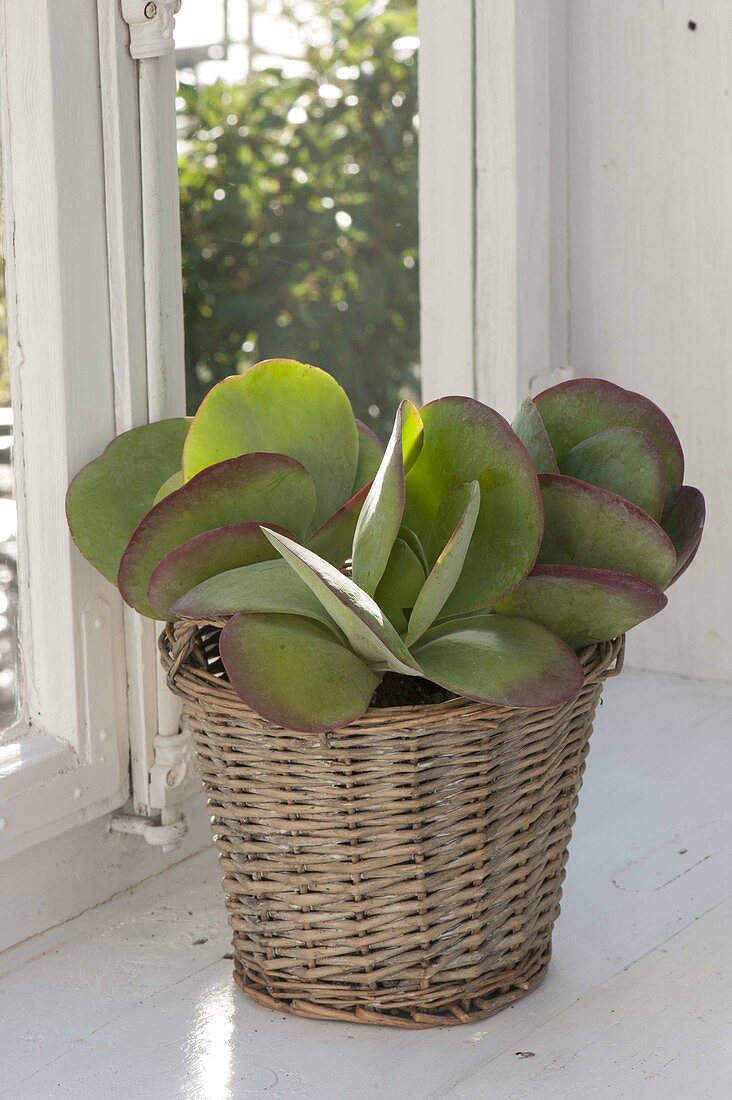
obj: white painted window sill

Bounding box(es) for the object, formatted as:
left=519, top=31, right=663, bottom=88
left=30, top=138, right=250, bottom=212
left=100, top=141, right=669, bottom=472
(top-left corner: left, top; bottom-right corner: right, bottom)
left=1, top=668, right=730, bottom=1099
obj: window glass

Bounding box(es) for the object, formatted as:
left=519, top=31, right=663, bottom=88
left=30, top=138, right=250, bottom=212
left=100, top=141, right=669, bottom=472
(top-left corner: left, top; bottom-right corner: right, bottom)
left=0, top=128, right=20, bottom=730
left=176, top=0, right=419, bottom=441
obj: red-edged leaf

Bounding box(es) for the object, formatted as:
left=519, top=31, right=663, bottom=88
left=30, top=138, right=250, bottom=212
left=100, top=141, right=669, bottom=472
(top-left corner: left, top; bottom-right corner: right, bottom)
left=538, top=474, right=677, bottom=588
left=561, top=427, right=666, bottom=520
left=662, top=485, right=706, bottom=583
left=493, top=564, right=667, bottom=648
left=148, top=522, right=290, bottom=620
left=305, top=482, right=370, bottom=566
left=171, top=559, right=338, bottom=632
left=411, top=614, right=584, bottom=709
left=66, top=418, right=190, bottom=584
left=118, top=453, right=316, bottom=618
left=220, top=613, right=379, bottom=733
left=171, top=558, right=339, bottom=629
left=534, top=377, right=684, bottom=512
left=182, top=358, right=358, bottom=525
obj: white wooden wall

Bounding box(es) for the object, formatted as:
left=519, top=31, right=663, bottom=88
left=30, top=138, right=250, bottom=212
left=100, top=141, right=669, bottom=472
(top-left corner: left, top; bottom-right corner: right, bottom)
left=421, top=1, right=731, bottom=682
left=565, top=1, right=731, bottom=681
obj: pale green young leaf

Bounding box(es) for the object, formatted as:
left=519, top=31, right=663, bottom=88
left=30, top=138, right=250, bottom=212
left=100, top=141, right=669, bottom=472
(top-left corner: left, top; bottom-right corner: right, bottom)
left=263, top=527, right=422, bottom=675
left=374, top=537, right=426, bottom=633
left=407, top=481, right=480, bottom=644
left=351, top=400, right=419, bottom=595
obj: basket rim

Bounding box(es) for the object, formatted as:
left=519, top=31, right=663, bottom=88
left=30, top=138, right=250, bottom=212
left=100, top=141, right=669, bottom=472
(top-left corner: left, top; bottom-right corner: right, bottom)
left=159, top=619, right=625, bottom=728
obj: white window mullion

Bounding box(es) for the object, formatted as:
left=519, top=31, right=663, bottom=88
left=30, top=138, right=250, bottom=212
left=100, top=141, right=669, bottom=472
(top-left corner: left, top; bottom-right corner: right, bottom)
left=474, top=0, right=570, bottom=419
left=419, top=1, right=569, bottom=418
left=417, top=0, right=476, bottom=402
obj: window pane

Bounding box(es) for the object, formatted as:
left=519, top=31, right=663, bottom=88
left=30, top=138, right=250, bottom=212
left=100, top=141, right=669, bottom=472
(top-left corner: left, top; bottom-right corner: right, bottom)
left=176, top=0, right=420, bottom=440
left=0, top=125, right=20, bottom=730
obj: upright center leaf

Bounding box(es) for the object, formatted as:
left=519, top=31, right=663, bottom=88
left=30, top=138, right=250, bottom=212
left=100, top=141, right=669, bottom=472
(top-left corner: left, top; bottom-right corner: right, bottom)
left=351, top=400, right=423, bottom=595
left=262, top=527, right=422, bottom=676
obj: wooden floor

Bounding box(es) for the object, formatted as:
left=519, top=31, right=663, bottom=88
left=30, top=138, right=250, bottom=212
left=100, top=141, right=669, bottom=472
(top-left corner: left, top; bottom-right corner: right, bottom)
left=1, top=668, right=731, bottom=1099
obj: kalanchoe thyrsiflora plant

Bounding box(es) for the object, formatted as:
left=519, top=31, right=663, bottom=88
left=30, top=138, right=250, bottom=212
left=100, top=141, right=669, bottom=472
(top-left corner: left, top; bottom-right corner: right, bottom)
left=171, top=397, right=587, bottom=730
left=65, top=362, right=704, bottom=734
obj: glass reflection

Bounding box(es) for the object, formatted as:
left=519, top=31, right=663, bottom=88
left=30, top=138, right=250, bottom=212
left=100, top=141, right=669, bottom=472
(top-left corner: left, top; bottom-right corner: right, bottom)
left=176, top=0, right=420, bottom=441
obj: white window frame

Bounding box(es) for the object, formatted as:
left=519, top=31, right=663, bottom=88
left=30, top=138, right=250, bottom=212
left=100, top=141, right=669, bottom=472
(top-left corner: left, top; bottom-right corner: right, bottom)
left=0, top=0, right=192, bottom=861
left=0, top=0, right=567, bottom=862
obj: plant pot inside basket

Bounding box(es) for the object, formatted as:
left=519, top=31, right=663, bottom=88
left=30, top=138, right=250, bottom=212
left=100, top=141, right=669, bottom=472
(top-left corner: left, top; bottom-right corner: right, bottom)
left=161, top=621, right=624, bottom=1029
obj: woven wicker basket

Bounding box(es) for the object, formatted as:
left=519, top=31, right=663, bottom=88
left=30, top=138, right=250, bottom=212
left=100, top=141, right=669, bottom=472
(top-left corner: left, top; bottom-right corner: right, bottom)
left=160, top=621, right=624, bottom=1029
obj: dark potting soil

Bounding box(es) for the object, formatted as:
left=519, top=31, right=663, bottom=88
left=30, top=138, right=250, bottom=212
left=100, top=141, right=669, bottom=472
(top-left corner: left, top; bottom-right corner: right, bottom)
left=369, top=672, right=455, bottom=709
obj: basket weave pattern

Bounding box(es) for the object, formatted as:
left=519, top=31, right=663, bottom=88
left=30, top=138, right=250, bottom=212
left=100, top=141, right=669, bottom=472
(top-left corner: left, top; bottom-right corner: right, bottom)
left=161, top=623, right=624, bottom=1029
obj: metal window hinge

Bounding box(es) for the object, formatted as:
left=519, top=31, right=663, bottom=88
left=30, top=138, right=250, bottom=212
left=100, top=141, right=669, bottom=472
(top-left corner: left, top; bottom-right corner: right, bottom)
left=148, top=726, right=196, bottom=810
left=110, top=809, right=187, bottom=852
left=121, top=0, right=181, bottom=60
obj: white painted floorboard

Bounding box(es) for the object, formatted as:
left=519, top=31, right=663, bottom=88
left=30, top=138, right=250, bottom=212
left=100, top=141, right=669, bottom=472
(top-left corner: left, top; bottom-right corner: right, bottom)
left=1, top=668, right=731, bottom=1099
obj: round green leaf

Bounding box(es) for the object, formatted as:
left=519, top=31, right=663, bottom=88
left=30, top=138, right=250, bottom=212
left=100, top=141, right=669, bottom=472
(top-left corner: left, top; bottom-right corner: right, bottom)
left=374, top=538, right=426, bottom=633
left=537, top=474, right=677, bottom=588
left=352, top=419, right=384, bottom=493
left=534, top=378, right=684, bottom=512
left=118, top=453, right=316, bottom=618
left=182, top=359, right=358, bottom=526
left=662, top=485, right=706, bottom=584
left=262, top=528, right=422, bottom=675
left=66, top=418, right=190, bottom=584
left=512, top=397, right=559, bottom=473
left=493, top=564, right=667, bottom=648
left=404, top=397, right=543, bottom=613
left=562, top=427, right=665, bottom=520
left=171, top=558, right=339, bottom=632
left=220, top=613, right=380, bottom=734
left=411, top=614, right=584, bottom=709
left=148, top=522, right=290, bottom=620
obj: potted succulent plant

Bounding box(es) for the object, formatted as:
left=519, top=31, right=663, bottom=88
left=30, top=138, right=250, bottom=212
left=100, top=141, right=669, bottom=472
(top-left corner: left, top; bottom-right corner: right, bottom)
left=66, top=360, right=704, bottom=1028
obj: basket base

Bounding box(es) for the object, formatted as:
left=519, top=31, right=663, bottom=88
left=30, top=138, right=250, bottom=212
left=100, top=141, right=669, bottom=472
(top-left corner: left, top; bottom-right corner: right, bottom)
left=232, top=953, right=551, bottom=1030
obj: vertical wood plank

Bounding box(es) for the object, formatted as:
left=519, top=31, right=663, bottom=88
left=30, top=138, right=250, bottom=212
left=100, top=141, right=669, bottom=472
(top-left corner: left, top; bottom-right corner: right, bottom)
left=566, top=0, right=732, bottom=679
left=474, top=1, right=568, bottom=419
left=417, top=0, right=475, bottom=401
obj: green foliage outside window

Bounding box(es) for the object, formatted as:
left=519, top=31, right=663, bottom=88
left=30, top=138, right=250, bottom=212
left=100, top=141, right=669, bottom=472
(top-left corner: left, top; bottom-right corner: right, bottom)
left=177, top=0, right=419, bottom=440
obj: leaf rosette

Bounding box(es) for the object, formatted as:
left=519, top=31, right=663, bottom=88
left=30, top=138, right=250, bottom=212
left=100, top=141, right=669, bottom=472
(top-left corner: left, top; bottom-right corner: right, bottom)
left=65, top=363, right=703, bottom=733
